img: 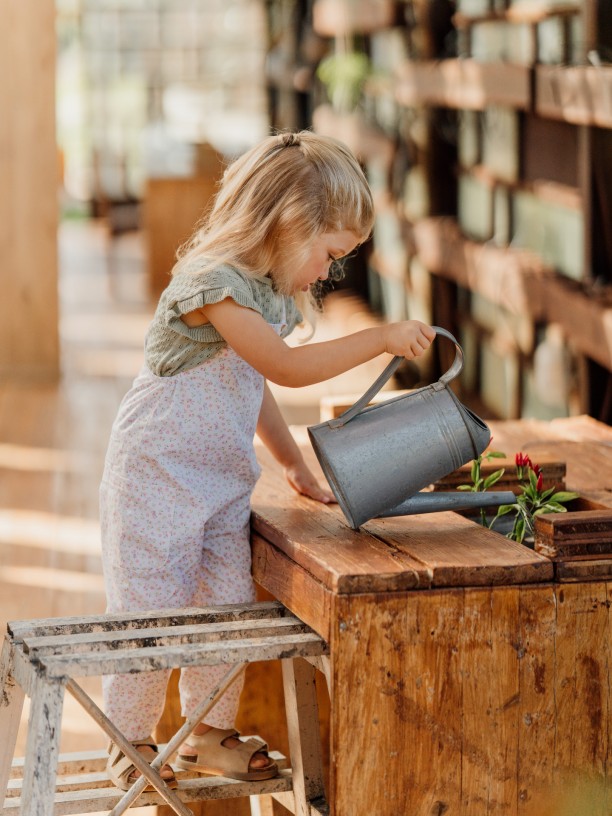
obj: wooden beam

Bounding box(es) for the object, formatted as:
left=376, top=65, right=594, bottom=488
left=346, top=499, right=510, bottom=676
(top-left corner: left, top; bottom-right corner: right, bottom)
left=395, top=59, right=531, bottom=111
left=536, top=65, right=612, bottom=129
left=0, top=0, right=59, bottom=380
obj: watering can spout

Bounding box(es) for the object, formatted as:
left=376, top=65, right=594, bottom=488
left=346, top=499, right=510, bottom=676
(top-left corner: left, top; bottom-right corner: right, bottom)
left=377, top=491, right=516, bottom=518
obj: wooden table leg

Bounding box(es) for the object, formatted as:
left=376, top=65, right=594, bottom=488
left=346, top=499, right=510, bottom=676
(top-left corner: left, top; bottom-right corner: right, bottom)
left=281, top=658, right=326, bottom=816
left=19, top=673, right=65, bottom=816
left=0, top=638, right=26, bottom=803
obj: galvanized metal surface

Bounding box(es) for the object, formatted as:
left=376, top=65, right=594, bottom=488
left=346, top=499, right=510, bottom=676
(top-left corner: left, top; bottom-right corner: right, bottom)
left=308, top=328, right=493, bottom=529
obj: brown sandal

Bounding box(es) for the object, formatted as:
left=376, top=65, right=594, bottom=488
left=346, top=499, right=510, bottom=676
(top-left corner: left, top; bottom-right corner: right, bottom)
left=175, top=728, right=279, bottom=781
left=106, top=736, right=178, bottom=791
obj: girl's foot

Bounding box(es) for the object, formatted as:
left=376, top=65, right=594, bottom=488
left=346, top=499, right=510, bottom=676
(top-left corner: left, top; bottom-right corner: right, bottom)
left=176, top=725, right=278, bottom=781
left=106, top=737, right=177, bottom=791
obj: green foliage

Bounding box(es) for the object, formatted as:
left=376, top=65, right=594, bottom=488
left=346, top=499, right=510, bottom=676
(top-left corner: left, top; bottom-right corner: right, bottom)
left=461, top=450, right=580, bottom=544
left=316, top=52, right=371, bottom=112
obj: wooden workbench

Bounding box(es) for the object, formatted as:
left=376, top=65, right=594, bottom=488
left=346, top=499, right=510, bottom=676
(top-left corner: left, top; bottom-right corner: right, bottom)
left=249, top=415, right=612, bottom=816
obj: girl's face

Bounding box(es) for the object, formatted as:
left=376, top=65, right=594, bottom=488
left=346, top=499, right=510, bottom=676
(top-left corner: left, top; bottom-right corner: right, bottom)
left=274, top=230, right=361, bottom=295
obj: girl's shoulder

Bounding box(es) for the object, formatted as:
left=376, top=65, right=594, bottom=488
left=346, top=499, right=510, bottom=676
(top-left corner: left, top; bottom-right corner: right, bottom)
left=170, top=260, right=253, bottom=295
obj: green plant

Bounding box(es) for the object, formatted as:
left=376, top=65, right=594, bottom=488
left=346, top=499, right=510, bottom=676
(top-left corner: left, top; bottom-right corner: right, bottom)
left=316, top=51, right=371, bottom=112
left=456, top=447, right=507, bottom=527
left=458, top=450, right=579, bottom=544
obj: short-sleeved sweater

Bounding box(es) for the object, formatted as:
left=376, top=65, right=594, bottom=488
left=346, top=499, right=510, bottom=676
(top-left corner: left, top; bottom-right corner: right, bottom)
left=144, top=262, right=303, bottom=377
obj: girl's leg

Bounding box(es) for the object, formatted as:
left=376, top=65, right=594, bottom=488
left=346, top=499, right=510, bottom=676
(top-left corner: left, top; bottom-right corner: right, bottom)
left=178, top=506, right=256, bottom=728
left=100, top=480, right=201, bottom=741
left=177, top=507, right=274, bottom=773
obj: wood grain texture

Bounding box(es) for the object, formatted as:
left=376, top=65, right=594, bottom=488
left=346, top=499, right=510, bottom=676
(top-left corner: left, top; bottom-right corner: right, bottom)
left=331, top=583, right=612, bottom=816
left=252, top=534, right=333, bottom=642
left=535, top=510, right=612, bottom=559
left=252, top=450, right=428, bottom=594
left=0, top=0, right=59, bottom=380
left=253, top=447, right=552, bottom=593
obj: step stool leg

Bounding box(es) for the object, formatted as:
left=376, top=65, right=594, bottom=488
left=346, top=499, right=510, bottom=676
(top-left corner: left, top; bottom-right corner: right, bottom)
left=0, top=638, right=26, bottom=803
left=19, top=674, right=65, bottom=816
left=282, top=657, right=326, bottom=816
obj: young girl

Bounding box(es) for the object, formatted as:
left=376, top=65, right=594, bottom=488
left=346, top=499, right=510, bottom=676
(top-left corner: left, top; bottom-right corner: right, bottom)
left=101, top=130, right=435, bottom=790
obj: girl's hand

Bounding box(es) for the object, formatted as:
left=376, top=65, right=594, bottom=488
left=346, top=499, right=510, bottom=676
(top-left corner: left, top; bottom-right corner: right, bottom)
left=285, top=461, right=336, bottom=504
left=383, top=320, right=436, bottom=359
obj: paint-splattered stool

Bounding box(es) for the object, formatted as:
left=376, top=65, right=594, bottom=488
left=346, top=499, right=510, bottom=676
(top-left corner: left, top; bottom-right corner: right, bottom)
left=0, top=600, right=329, bottom=816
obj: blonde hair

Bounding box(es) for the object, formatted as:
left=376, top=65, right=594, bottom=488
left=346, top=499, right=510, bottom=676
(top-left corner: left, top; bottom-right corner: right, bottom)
left=174, top=130, right=375, bottom=316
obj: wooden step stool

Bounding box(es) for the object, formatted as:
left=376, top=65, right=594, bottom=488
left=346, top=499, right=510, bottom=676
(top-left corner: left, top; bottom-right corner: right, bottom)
left=0, top=600, right=329, bottom=816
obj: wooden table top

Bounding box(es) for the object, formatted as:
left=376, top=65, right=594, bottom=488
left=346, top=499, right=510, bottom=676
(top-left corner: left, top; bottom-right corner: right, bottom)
left=251, top=415, right=612, bottom=597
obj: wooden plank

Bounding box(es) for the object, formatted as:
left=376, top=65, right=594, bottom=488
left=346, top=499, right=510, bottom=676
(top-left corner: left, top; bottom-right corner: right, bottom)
left=7, top=601, right=286, bottom=641
left=395, top=59, right=531, bottom=111
left=0, top=772, right=294, bottom=815
left=536, top=65, right=612, bottom=129
left=19, top=674, right=65, bottom=816
left=535, top=510, right=612, bottom=559
left=312, top=0, right=398, bottom=36
left=251, top=534, right=333, bottom=642
left=281, top=658, right=326, bottom=816
left=539, top=274, right=612, bottom=370
left=0, top=0, right=59, bottom=380
left=7, top=749, right=288, bottom=792
left=555, top=555, right=612, bottom=583
left=412, top=216, right=553, bottom=319
left=552, top=581, right=611, bottom=806
left=453, top=4, right=580, bottom=26
left=22, top=616, right=310, bottom=657
left=251, top=451, right=429, bottom=595
left=516, top=585, right=557, bottom=815
left=459, top=587, right=521, bottom=813
left=435, top=457, right=566, bottom=492
left=41, top=633, right=328, bottom=678
left=0, top=639, right=25, bottom=805
left=332, top=590, right=462, bottom=815
left=363, top=513, right=553, bottom=588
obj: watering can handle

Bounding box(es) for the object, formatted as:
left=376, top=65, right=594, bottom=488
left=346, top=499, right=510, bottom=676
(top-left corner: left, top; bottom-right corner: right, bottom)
left=328, top=326, right=463, bottom=429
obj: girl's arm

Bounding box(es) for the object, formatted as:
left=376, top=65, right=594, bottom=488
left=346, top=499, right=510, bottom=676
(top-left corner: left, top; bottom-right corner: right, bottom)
left=256, top=382, right=335, bottom=503
left=199, top=298, right=435, bottom=388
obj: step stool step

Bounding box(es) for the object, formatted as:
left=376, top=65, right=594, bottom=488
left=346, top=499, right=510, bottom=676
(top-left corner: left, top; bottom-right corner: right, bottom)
left=8, top=601, right=288, bottom=642
left=5, top=742, right=290, bottom=814
left=2, top=770, right=293, bottom=815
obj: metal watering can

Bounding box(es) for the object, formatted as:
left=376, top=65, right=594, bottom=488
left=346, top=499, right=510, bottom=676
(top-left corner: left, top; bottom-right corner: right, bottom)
left=308, top=327, right=515, bottom=530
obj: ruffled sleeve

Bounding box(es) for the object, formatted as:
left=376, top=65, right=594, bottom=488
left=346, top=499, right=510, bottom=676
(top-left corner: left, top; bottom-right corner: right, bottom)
left=163, top=265, right=262, bottom=343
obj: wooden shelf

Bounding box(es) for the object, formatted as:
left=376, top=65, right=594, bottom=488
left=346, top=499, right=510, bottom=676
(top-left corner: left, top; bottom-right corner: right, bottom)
left=462, top=164, right=582, bottom=210
left=312, top=0, right=398, bottom=37
left=453, top=3, right=580, bottom=28
left=536, top=65, right=612, bottom=129
left=543, top=276, right=612, bottom=370
left=395, top=59, right=531, bottom=111
left=412, top=216, right=553, bottom=318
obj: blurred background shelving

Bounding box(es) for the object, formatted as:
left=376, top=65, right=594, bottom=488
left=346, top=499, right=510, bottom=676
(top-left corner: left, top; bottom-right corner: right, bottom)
left=3, top=0, right=612, bottom=423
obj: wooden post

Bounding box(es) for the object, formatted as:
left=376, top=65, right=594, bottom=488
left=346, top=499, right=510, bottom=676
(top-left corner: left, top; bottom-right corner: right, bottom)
left=0, top=0, right=59, bottom=380
left=19, top=674, right=65, bottom=816
left=281, top=658, right=326, bottom=816
left=0, top=638, right=26, bottom=804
